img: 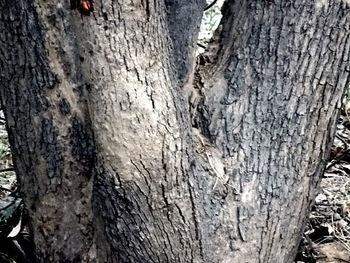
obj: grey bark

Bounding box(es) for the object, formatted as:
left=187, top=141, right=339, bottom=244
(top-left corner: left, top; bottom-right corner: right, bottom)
left=190, top=1, right=350, bottom=261
left=164, top=0, right=206, bottom=84
left=0, top=0, right=349, bottom=262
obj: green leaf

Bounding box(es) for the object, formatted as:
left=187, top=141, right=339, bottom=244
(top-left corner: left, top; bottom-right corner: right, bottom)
left=0, top=197, right=22, bottom=223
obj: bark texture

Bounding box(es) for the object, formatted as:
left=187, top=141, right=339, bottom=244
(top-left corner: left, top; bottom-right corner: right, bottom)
left=0, top=0, right=349, bottom=262
left=190, top=0, right=350, bottom=261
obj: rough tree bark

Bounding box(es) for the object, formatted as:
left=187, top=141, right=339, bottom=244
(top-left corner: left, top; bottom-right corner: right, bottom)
left=0, top=0, right=349, bottom=262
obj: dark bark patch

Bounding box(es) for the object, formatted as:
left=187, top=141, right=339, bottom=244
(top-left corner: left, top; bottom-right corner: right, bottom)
left=164, top=0, right=206, bottom=85
left=193, top=102, right=213, bottom=141
left=40, top=117, right=64, bottom=191
left=93, top=168, right=157, bottom=262
left=0, top=0, right=58, bottom=112
left=69, top=116, right=94, bottom=178
left=73, top=84, right=90, bottom=99
left=44, top=72, right=60, bottom=90
left=59, top=98, right=71, bottom=116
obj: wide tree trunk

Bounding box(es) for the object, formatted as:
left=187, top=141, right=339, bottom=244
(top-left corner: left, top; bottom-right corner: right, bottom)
left=0, top=0, right=349, bottom=262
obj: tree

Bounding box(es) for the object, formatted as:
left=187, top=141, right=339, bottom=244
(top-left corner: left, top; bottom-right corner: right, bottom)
left=0, top=0, right=349, bottom=262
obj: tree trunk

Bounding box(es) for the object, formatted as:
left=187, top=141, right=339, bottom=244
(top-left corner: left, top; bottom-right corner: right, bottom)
left=0, top=0, right=349, bottom=262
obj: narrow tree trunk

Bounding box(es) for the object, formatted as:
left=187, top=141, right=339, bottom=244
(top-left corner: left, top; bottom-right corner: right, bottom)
left=0, top=0, right=349, bottom=262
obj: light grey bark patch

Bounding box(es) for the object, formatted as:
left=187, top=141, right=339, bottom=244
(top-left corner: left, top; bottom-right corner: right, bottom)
left=39, top=2, right=86, bottom=84
left=237, top=206, right=252, bottom=242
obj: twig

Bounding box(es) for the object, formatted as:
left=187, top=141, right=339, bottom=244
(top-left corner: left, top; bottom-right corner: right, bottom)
left=345, top=104, right=350, bottom=125
left=197, top=42, right=206, bottom=49
left=0, top=186, right=13, bottom=193
left=337, top=239, right=350, bottom=253
left=315, top=203, right=343, bottom=207
left=204, top=0, right=218, bottom=11
left=314, top=236, right=333, bottom=245
left=0, top=167, right=14, bottom=173
left=336, top=134, right=349, bottom=151
left=334, top=257, right=350, bottom=263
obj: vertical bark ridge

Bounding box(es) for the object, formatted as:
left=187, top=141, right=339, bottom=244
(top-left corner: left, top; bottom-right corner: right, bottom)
left=191, top=1, right=350, bottom=262
left=67, top=0, right=202, bottom=261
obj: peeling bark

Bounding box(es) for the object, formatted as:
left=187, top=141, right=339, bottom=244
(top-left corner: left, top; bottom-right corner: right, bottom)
left=0, top=0, right=349, bottom=262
